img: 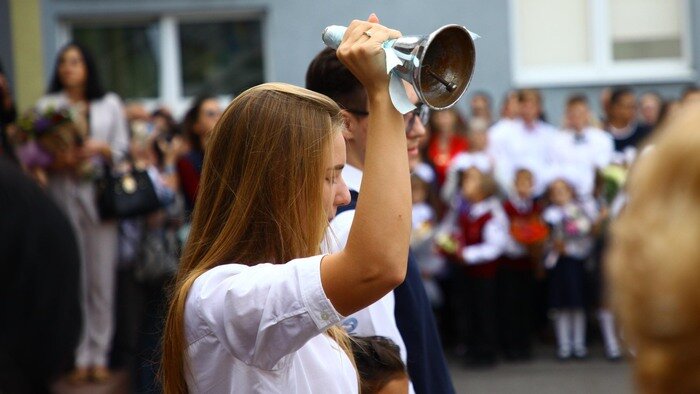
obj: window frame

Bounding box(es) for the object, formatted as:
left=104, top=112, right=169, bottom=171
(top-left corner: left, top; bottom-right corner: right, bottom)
left=509, top=0, right=695, bottom=87
left=58, top=10, right=265, bottom=116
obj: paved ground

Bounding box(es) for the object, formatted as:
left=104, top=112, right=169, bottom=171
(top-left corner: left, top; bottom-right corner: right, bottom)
left=449, top=344, right=633, bottom=394
left=52, top=344, right=632, bottom=393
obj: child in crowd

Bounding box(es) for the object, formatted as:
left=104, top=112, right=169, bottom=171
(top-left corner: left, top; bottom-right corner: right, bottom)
left=498, top=166, right=548, bottom=360
left=542, top=174, right=599, bottom=360
left=437, top=161, right=507, bottom=366
left=351, top=336, right=410, bottom=394
left=410, top=171, right=445, bottom=308
left=440, top=117, right=492, bottom=204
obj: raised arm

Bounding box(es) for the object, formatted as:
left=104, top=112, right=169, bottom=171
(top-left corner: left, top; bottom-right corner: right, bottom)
left=321, top=16, right=412, bottom=316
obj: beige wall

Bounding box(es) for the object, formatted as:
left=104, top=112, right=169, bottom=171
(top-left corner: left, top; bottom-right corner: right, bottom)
left=10, top=0, right=44, bottom=111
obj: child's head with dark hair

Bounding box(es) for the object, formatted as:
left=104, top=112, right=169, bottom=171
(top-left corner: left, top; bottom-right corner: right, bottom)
left=351, top=336, right=408, bottom=394
left=514, top=167, right=535, bottom=199
left=460, top=166, right=497, bottom=203
left=548, top=178, right=576, bottom=207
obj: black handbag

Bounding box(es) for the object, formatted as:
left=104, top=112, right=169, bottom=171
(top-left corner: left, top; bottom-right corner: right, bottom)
left=96, top=165, right=162, bottom=220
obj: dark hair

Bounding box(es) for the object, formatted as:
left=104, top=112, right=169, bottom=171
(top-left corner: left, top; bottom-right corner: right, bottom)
left=182, top=94, right=216, bottom=153
left=306, top=48, right=367, bottom=113
left=609, top=86, right=634, bottom=106
left=351, top=336, right=407, bottom=394
left=517, top=88, right=542, bottom=104
left=47, top=42, right=105, bottom=101
left=566, top=94, right=589, bottom=107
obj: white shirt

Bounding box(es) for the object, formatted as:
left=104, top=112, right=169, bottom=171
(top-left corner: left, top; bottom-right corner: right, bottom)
left=326, top=164, right=414, bottom=393
left=550, top=127, right=614, bottom=197
left=460, top=197, right=508, bottom=264
left=184, top=255, right=357, bottom=393
left=488, top=118, right=557, bottom=195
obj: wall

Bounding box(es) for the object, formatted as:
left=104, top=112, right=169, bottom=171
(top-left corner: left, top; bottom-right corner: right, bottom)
left=33, top=0, right=700, bottom=121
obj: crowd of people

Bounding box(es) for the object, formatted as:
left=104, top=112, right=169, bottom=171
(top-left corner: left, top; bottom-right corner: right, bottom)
left=1, top=15, right=700, bottom=394
left=412, top=85, right=700, bottom=366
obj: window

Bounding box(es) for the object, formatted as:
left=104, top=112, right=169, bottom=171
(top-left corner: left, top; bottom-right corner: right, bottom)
left=73, top=23, right=159, bottom=98
left=510, top=0, right=693, bottom=86
left=66, top=13, right=264, bottom=113
left=179, top=20, right=263, bottom=96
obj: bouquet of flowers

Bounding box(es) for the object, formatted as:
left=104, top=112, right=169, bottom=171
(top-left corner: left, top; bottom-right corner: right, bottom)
left=15, top=106, right=88, bottom=172
left=561, top=204, right=592, bottom=238
left=510, top=215, right=549, bottom=245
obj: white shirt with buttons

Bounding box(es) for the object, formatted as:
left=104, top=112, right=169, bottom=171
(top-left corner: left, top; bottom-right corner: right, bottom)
left=184, top=255, right=358, bottom=393
left=488, top=118, right=557, bottom=195
left=550, top=127, right=614, bottom=198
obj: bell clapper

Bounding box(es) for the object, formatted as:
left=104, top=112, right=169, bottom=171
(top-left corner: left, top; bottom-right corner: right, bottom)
left=425, top=67, right=457, bottom=92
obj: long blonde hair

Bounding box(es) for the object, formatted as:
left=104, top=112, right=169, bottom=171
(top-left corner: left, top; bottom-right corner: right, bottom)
left=607, top=103, right=700, bottom=394
left=161, top=83, right=353, bottom=393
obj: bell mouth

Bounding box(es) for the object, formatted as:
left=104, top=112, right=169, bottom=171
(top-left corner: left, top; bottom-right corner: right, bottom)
left=418, top=25, right=476, bottom=110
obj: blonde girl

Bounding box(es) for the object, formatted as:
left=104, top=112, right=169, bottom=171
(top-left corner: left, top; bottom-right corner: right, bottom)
left=161, top=17, right=411, bottom=393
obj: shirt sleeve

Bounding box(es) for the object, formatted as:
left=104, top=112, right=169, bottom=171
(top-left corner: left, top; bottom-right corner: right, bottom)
left=461, top=214, right=508, bottom=264
left=193, top=256, right=343, bottom=370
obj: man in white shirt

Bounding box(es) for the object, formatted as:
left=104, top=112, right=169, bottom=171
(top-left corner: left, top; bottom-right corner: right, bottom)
left=551, top=95, right=614, bottom=199
left=489, top=89, right=557, bottom=195
left=306, top=48, right=455, bottom=394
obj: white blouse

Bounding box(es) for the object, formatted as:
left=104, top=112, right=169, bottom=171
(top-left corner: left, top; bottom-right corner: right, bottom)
left=184, top=255, right=358, bottom=393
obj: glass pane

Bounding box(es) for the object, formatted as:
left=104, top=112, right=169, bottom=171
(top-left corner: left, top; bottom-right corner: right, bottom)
left=179, top=19, right=263, bottom=97
left=516, top=0, right=589, bottom=66
left=610, top=0, right=682, bottom=60
left=72, top=24, right=159, bottom=98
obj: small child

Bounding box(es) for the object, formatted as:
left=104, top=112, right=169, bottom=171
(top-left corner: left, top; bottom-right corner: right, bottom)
left=437, top=162, right=507, bottom=366
left=498, top=166, right=548, bottom=360
left=543, top=174, right=597, bottom=360
left=351, top=336, right=409, bottom=394
left=410, top=171, right=444, bottom=308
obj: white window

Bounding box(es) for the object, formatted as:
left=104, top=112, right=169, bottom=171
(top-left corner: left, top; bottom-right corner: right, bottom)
left=510, top=0, right=694, bottom=87
left=63, top=13, right=264, bottom=115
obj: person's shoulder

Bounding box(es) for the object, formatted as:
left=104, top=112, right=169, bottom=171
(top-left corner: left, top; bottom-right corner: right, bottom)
left=539, top=121, right=558, bottom=135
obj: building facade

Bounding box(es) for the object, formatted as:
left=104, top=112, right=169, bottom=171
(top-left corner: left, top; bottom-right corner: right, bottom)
left=3, top=0, right=699, bottom=122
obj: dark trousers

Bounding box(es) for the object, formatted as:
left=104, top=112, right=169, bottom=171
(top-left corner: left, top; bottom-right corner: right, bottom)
left=463, top=275, right=498, bottom=362
left=497, top=266, right=534, bottom=358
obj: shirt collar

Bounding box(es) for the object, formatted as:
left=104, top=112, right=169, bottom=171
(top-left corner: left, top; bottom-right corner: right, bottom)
left=509, top=195, right=532, bottom=212
left=341, top=164, right=363, bottom=193
left=470, top=197, right=495, bottom=218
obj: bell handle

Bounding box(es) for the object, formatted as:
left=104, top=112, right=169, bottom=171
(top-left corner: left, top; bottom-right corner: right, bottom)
left=322, top=25, right=347, bottom=49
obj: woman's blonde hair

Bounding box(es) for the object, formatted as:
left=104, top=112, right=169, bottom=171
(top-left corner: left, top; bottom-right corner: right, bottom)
left=161, top=83, right=353, bottom=393
left=607, top=103, right=700, bottom=394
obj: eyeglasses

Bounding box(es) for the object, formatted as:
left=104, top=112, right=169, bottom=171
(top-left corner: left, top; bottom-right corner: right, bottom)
left=404, top=103, right=430, bottom=132
left=345, top=104, right=429, bottom=132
